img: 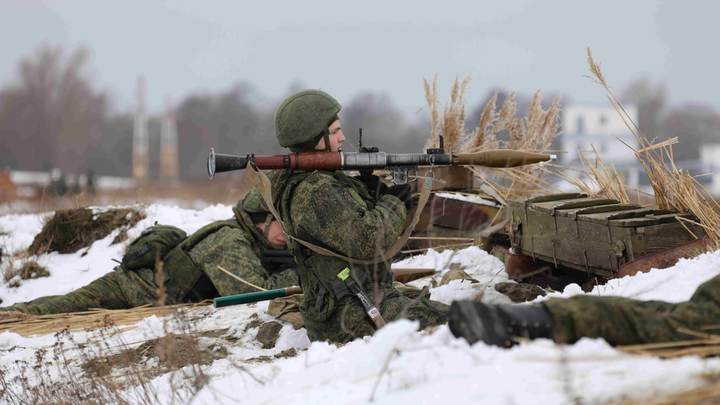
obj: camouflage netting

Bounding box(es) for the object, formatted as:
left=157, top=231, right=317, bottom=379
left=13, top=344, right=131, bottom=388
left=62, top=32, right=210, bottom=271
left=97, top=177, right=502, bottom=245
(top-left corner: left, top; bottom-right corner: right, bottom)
left=28, top=207, right=146, bottom=255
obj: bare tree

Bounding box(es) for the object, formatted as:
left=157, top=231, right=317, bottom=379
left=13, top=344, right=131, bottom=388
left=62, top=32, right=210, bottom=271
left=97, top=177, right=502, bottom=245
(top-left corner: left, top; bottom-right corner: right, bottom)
left=0, top=45, right=107, bottom=174
left=341, top=92, right=425, bottom=152
left=175, top=83, right=275, bottom=179
left=659, top=104, right=720, bottom=161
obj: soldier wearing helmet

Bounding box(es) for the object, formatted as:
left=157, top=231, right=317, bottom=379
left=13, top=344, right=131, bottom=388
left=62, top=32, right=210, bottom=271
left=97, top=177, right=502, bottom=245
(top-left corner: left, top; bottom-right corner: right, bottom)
left=269, top=89, right=447, bottom=343
left=1, top=190, right=297, bottom=314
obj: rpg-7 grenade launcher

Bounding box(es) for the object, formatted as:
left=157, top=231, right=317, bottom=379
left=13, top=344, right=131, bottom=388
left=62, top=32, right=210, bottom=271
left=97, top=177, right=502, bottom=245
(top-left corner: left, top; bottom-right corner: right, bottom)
left=207, top=135, right=555, bottom=183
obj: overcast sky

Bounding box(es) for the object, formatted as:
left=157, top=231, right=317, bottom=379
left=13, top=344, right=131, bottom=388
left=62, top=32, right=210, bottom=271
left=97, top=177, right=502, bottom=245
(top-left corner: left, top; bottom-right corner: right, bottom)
left=1, top=0, right=718, bottom=115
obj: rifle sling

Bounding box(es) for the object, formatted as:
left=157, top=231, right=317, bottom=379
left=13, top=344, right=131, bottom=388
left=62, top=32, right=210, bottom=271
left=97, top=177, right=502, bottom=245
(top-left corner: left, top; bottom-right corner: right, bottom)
left=245, top=164, right=432, bottom=265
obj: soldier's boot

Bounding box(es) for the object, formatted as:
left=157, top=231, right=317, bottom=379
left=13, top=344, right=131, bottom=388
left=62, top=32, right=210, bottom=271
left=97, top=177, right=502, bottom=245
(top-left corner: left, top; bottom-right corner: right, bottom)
left=448, top=301, right=553, bottom=347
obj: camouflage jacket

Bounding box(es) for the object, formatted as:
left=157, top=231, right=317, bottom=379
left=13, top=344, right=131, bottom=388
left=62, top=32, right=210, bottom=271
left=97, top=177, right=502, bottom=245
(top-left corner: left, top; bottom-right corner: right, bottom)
left=185, top=200, right=298, bottom=297
left=272, top=169, right=407, bottom=324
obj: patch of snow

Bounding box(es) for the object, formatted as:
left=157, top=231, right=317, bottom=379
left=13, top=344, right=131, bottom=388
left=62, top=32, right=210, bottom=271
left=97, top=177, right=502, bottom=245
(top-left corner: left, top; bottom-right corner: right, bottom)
left=2, top=205, right=720, bottom=404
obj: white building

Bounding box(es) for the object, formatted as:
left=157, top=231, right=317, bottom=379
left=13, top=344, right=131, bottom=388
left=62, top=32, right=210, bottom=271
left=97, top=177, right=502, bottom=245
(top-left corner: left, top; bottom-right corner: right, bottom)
left=562, top=104, right=639, bottom=164
left=700, top=143, right=720, bottom=196
left=562, top=104, right=640, bottom=187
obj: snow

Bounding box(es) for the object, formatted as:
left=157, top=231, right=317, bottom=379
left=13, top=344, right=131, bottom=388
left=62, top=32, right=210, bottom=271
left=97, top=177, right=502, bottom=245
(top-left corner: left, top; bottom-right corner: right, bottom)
left=1, top=203, right=720, bottom=404
left=0, top=203, right=233, bottom=306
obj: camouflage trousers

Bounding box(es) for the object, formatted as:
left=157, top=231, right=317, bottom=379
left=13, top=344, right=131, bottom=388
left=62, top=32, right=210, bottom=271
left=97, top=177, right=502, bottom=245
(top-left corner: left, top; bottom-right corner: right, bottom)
left=3, top=268, right=164, bottom=315
left=304, top=287, right=449, bottom=344
left=544, top=273, right=720, bottom=345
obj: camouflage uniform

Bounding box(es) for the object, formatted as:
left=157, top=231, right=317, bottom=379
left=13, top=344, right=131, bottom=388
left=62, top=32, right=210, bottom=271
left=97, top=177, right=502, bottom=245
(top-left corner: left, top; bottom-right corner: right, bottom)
left=2, top=192, right=298, bottom=315
left=544, top=273, right=720, bottom=345
left=274, top=169, right=447, bottom=343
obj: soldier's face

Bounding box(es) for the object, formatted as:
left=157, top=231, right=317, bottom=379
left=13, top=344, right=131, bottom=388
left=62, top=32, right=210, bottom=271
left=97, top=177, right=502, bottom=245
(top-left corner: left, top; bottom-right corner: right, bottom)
left=314, top=120, right=345, bottom=152
left=266, top=220, right=287, bottom=248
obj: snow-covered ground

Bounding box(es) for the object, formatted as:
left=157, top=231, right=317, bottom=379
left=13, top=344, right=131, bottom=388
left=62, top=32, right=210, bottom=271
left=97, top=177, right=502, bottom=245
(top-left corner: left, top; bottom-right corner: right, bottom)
left=1, top=203, right=719, bottom=404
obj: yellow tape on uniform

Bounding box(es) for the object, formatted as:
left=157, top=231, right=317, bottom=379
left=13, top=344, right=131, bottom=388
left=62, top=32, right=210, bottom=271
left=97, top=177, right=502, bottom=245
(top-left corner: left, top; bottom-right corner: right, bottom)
left=337, top=267, right=351, bottom=281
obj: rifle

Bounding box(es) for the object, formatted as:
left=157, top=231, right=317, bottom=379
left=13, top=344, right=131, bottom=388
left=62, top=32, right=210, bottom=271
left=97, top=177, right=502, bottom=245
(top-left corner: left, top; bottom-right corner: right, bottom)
left=213, top=267, right=436, bottom=308
left=207, top=141, right=554, bottom=184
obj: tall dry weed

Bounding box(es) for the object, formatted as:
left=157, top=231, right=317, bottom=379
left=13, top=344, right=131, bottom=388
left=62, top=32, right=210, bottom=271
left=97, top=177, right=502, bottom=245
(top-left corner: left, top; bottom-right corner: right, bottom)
left=586, top=48, right=720, bottom=249
left=424, top=76, right=472, bottom=152
left=562, top=146, right=632, bottom=204
left=421, top=77, right=561, bottom=200
left=423, top=75, right=440, bottom=150
left=463, top=90, right=561, bottom=199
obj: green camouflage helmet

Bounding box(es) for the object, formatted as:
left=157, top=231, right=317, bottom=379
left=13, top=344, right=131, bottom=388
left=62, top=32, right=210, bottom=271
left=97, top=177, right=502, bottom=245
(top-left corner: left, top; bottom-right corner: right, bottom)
left=238, top=189, right=270, bottom=223
left=275, top=89, right=341, bottom=151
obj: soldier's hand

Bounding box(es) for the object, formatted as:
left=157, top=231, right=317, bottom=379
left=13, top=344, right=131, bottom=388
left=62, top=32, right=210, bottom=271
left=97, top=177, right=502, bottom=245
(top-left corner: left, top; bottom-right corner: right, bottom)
left=385, top=184, right=414, bottom=211
left=357, top=174, right=387, bottom=198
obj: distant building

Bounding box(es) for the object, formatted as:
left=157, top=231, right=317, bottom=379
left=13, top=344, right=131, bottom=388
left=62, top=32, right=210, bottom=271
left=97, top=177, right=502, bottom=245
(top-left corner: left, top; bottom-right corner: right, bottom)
left=700, top=143, right=720, bottom=196
left=159, top=101, right=180, bottom=181
left=133, top=76, right=149, bottom=181
left=562, top=104, right=640, bottom=187
left=0, top=168, right=17, bottom=202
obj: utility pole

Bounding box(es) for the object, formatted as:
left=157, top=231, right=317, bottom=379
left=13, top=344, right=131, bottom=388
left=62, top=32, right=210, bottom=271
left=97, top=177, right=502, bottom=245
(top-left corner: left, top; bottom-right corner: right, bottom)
left=132, top=76, right=149, bottom=181
left=160, top=99, right=180, bottom=181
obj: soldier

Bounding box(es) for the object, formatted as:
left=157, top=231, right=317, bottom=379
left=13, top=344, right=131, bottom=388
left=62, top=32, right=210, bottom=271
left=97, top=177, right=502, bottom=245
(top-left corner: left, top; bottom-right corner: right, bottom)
left=269, top=89, right=447, bottom=343
left=1, top=190, right=298, bottom=315
left=448, top=273, right=720, bottom=347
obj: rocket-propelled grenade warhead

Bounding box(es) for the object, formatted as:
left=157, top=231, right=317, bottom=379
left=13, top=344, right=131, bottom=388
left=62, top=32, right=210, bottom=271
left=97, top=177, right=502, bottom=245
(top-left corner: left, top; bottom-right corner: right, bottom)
left=207, top=148, right=553, bottom=178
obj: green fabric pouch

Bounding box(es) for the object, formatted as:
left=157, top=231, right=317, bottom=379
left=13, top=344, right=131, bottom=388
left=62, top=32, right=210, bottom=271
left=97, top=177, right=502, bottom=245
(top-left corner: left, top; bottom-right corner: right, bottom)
left=121, top=225, right=187, bottom=271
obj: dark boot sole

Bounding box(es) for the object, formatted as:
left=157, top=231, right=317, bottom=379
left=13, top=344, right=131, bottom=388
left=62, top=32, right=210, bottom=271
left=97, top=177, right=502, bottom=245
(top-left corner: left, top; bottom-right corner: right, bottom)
left=448, top=301, right=512, bottom=347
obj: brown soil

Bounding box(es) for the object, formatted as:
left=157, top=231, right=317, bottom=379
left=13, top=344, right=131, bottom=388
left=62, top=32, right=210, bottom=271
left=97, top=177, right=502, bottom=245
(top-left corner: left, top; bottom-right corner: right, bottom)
left=28, top=207, right=145, bottom=255
left=494, top=281, right=547, bottom=303
left=82, top=332, right=224, bottom=380
left=256, top=321, right=283, bottom=349
left=245, top=349, right=299, bottom=364
left=3, top=260, right=50, bottom=287
left=242, top=313, right=263, bottom=332
left=17, top=261, right=50, bottom=279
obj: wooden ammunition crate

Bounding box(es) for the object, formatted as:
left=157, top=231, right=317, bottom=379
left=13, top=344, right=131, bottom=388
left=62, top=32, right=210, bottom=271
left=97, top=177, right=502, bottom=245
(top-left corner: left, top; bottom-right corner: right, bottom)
left=509, top=193, right=704, bottom=278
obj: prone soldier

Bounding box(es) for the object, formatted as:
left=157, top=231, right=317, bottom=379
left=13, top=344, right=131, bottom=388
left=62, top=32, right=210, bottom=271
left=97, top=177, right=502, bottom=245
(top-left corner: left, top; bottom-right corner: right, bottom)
left=448, top=273, right=720, bottom=347
left=0, top=190, right=298, bottom=315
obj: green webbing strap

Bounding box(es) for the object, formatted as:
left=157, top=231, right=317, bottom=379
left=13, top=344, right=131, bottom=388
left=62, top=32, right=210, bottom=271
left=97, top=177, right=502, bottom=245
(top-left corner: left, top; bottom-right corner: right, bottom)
left=337, top=267, right=386, bottom=329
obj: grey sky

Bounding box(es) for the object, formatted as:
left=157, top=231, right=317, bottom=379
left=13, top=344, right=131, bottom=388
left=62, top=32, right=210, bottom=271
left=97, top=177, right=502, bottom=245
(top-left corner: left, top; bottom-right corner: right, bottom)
left=1, top=0, right=717, bottom=115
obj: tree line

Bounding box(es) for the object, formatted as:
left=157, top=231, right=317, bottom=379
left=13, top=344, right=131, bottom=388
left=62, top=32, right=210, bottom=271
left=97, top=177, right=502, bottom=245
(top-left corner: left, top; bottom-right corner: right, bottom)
left=0, top=45, right=717, bottom=181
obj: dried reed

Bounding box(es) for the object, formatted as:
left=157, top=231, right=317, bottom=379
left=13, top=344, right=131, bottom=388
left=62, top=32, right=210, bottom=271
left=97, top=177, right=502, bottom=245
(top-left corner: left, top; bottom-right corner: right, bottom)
left=645, top=379, right=720, bottom=405
left=423, top=76, right=471, bottom=152
left=618, top=332, right=720, bottom=404
left=0, top=302, right=212, bottom=337
left=586, top=48, right=720, bottom=249
left=441, top=76, right=471, bottom=153
left=461, top=89, right=562, bottom=199
left=423, top=75, right=440, bottom=149
left=573, top=146, right=631, bottom=203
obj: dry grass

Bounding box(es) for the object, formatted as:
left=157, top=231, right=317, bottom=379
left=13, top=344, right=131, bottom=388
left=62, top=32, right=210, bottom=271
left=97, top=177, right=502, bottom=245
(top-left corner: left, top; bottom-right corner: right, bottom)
left=424, top=76, right=472, bottom=153
left=463, top=89, right=562, bottom=199
left=27, top=207, right=145, bottom=255
left=586, top=48, right=720, bottom=249
left=563, top=146, right=632, bottom=204
left=461, top=90, right=561, bottom=153
left=421, top=77, right=562, bottom=200
left=423, top=75, right=440, bottom=150
left=0, top=309, right=219, bottom=405
left=2, top=260, right=50, bottom=288
left=616, top=330, right=720, bottom=404
left=0, top=301, right=212, bottom=336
